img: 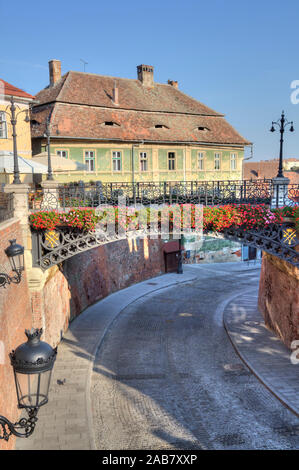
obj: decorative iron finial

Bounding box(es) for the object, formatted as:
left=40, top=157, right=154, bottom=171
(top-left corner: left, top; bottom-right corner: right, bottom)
left=24, top=328, right=43, bottom=342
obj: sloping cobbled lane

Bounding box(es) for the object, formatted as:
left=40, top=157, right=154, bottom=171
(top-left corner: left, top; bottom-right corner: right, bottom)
left=91, top=264, right=299, bottom=450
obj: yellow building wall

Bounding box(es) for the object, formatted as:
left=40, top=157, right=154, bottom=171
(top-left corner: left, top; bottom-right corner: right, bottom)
left=0, top=98, right=33, bottom=184
left=0, top=101, right=32, bottom=158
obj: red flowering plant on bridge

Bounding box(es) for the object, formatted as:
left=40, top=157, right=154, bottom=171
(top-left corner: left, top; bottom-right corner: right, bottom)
left=29, top=204, right=282, bottom=235
left=202, top=204, right=280, bottom=233
left=272, top=205, right=299, bottom=233
left=30, top=208, right=99, bottom=231
left=30, top=211, right=61, bottom=231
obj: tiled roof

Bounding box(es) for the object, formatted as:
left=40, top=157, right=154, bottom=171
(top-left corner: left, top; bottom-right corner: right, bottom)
left=243, top=159, right=299, bottom=183
left=285, top=171, right=299, bottom=184
left=243, top=160, right=279, bottom=179
left=31, top=102, right=249, bottom=145
left=34, top=71, right=222, bottom=116
left=34, top=74, right=68, bottom=105
left=0, top=79, right=34, bottom=99
left=32, top=71, right=250, bottom=146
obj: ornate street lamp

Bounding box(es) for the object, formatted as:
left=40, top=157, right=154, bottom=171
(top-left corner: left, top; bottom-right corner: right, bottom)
left=0, top=329, right=57, bottom=441
left=2, top=97, right=30, bottom=184
left=270, top=111, right=294, bottom=178
left=0, top=240, right=25, bottom=288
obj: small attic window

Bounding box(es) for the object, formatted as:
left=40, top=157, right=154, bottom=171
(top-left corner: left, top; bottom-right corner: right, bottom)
left=196, top=126, right=210, bottom=131
left=102, top=121, right=120, bottom=127
left=154, top=124, right=169, bottom=129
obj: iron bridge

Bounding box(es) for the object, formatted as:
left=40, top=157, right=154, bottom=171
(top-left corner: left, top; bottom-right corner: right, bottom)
left=31, top=223, right=299, bottom=270
left=29, top=179, right=299, bottom=270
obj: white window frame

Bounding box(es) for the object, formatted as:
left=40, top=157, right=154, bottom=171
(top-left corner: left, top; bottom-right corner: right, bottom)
left=56, top=150, right=68, bottom=159
left=112, top=151, right=122, bottom=172
left=168, top=152, right=176, bottom=171
left=214, top=152, right=221, bottom=170
left=140, top=152, right=147, bottom=172
left=85, top=150, right=95, bottom=172
left=198, top=152, right=204, bottom=170
left=0, top=112, right=7, bottom=139
left=230, top=152, right=237, bottom=171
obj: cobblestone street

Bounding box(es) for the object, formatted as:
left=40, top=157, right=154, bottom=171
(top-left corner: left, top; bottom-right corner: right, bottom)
left=91, top=263, right=299, bottom=450
left=16, top=263, right=299, bottom=450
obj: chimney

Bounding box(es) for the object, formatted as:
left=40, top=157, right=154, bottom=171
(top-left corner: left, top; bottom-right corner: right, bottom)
left=113, top=80, right=119, bottom=105
left=49, top=59, right=61, bottom=86
left=168, top=80, right=178, bottom=89
left=137, top=64, right=154, bottom=87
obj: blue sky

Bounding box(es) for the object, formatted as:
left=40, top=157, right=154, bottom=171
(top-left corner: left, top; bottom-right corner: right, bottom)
left=1, top=0, right=299, bottom=161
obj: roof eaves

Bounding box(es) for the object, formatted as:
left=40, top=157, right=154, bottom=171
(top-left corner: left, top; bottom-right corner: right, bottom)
left=35, top=134, right=249, bottom=146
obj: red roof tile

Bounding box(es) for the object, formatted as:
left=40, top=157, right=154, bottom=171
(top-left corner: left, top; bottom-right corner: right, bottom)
left=32, top=70, right=250, bottom=146
left=243, top=160, right=279, bottom=179
left=31, top=102, right=249, bottom=145
left=35, top=71, right=222, bottom=116
left=0, top=79, right=34, bottom=99
left=285, top=171, right=299, bottom=184
left=243, top=159, right=299, bottom=183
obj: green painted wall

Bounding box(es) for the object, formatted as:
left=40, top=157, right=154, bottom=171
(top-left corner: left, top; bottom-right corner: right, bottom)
left=42, top=140, right=244, bottom=183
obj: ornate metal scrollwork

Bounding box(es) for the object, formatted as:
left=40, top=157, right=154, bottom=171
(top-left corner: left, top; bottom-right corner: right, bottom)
left=31, top=221, right=299, bottom=270
left=29, top=180, right=278, bottom=212
left=0, top=408, right=38, bottom=441
left=32, top=226, right=127, bottom=270
left=29, top=180, right=299, bottom=269
left=224, top=223, right=299, bottom=267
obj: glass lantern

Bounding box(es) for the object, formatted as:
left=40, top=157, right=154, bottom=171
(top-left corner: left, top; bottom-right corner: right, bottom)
left=9, top=329, right=57, bottom=411
left=5, top=239, right=24, bottom=274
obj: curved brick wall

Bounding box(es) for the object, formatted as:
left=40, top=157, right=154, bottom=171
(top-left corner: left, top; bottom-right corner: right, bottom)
left=0, top=219, right=32, bottom=450
left=37, top=236, right=165, bottom=347
left=258, top=252, right=299, bottom=348
left=0, top=230, right=164, bottom=450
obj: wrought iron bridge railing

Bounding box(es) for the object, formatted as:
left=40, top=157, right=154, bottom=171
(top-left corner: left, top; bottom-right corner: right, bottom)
left=28, top=179, right=290, bottom=211
left=27, top=179, right=299, bottom=269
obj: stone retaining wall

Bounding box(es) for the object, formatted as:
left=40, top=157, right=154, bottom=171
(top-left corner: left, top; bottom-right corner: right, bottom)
left=32, top=236, right=165, bottom=347
left=258, top=252, right=299, bottom=348
left=0, top=218, right=32, bottom=450
left=0, top=225, right=164, bottom=450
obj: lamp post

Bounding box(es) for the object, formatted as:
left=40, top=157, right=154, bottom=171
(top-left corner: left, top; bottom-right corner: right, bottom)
left=270, top=111, right=294, bottom=178
left=0, top=328, right=57, bottom=441
left=0, top=239, right=25, bottom=288
left=177, top=237, right=183, bottom=274
left=43, top=116, right=60, bottom=181
left=3, top=97, right=30, bottom=184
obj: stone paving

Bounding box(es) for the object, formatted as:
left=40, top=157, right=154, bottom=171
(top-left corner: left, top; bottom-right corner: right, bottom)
left=224, top=292, right=299, bottom=417
left=16, top=270, right=197, bottom=450
left=16, top=262, right=299, bottom=450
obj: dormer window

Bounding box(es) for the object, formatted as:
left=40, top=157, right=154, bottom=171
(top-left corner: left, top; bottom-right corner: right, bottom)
left=196, top=126, right=210, bottom=131
left=154, top=124, right=169, bottom=129
left=102, top=121, right=120, bottom=127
